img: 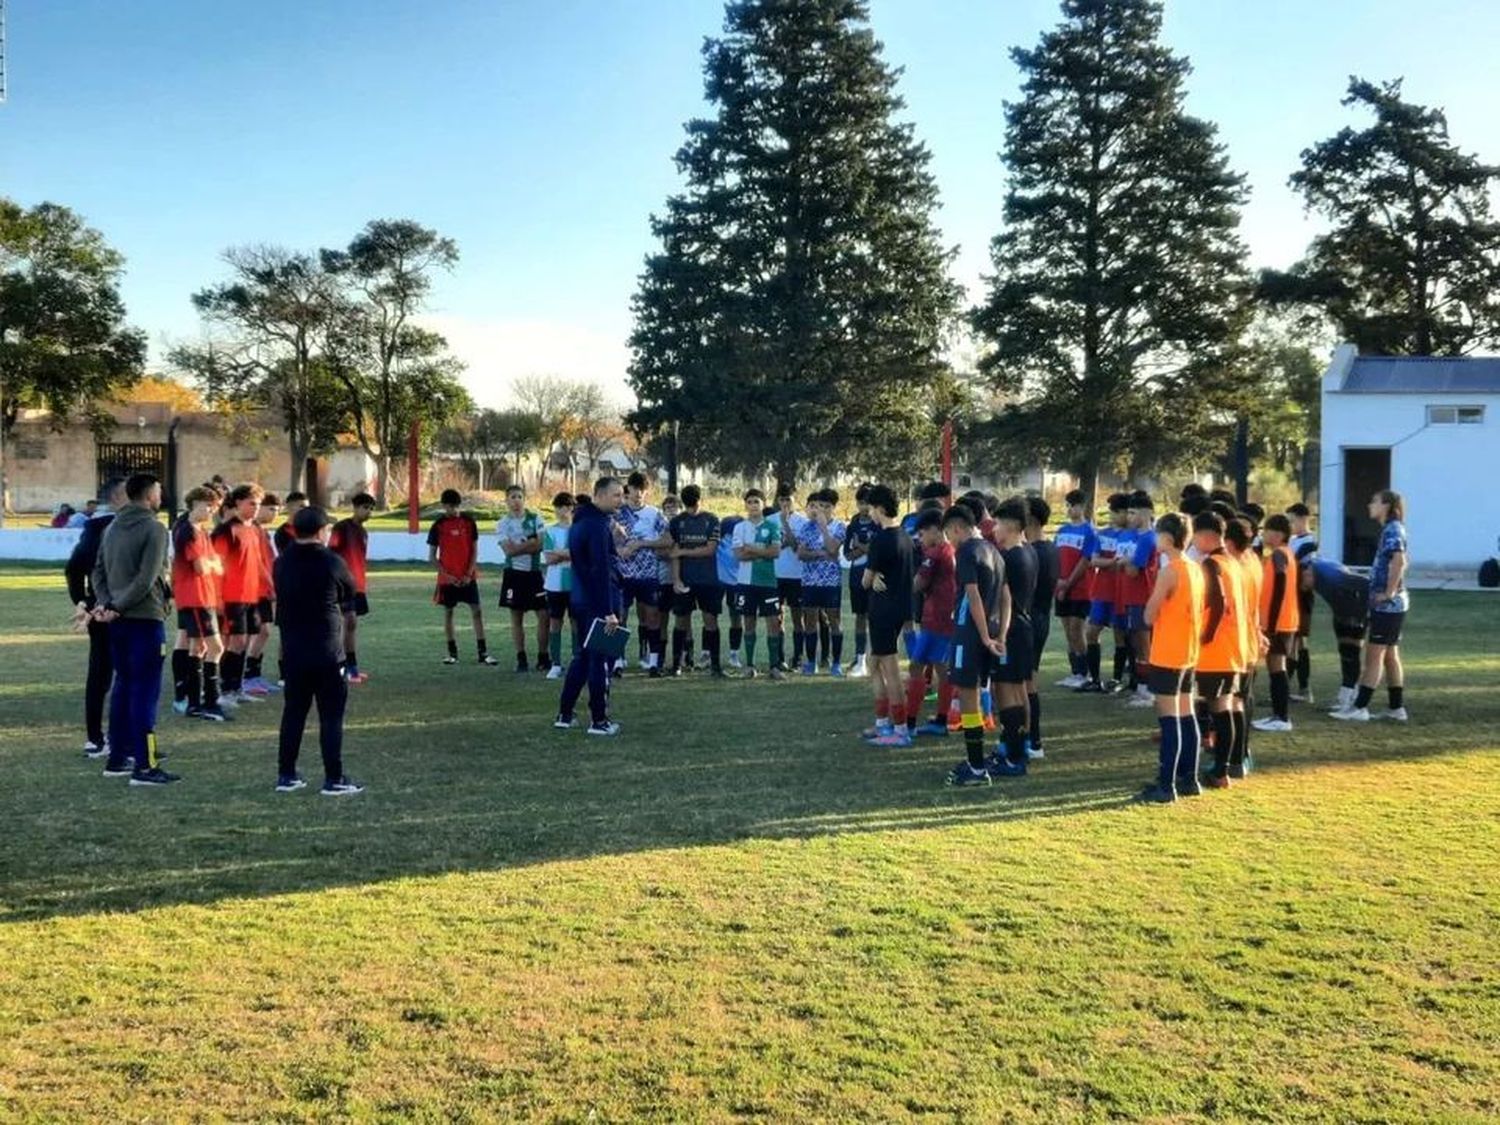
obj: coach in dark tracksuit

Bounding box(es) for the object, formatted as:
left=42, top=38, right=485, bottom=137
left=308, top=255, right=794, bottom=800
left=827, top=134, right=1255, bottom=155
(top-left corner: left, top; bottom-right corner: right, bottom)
left=273, top=506, right=363, bottom=795
left=65, top=476, right=126, bottom=756
left=91, top=473, right=176, bottom=785
left=556, top=477, right=625, bottom=733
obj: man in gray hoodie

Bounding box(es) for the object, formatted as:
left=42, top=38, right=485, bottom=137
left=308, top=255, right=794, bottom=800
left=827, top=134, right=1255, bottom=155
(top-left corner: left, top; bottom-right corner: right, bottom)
left=92, top=473, right=180, bottom=786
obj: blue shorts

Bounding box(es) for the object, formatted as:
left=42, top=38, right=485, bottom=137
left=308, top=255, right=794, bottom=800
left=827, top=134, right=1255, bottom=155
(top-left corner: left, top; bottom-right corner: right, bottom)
left=1087, top=599, right=1115, bottom=628
left=1120, top=605, right=1146, bottom=632
left=908, top=629, right=952, bottom=666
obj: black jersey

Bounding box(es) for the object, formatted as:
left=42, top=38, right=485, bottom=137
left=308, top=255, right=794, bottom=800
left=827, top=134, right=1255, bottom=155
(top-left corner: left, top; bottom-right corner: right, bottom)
left=1000, top=542, right=1038, bottom=624
left=1030, top=537, right=1058, bottom=618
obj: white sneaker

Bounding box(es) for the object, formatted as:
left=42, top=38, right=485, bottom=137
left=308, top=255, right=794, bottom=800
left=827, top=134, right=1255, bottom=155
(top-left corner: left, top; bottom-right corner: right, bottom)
left=849, top=656, right=869, bottom=678
left=546, top=665, right=563, bottom=680
left=1056, top=673, right=1084, bottom=688
left=1330, top=707, right=1369, bottom=722
left=728, top=652, right=743, bottom=670
left=1328, top=688, right=1355, bottom=713
left=697, top=651, right=712, bottom=670
left=1125, top=694, right=1155, bottom=709
left=1374, top=707, right=1409, bottom=722
left=1252, top=717, right=1293, bottom=732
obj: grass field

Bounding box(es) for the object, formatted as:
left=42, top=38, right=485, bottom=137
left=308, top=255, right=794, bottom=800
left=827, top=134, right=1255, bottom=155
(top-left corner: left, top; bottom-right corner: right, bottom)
left=1, top=563, right=1497, bottom=1122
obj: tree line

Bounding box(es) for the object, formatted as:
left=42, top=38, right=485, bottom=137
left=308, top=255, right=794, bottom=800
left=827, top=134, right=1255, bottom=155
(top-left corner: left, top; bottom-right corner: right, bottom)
left=5, top=0, right=1498, bottom=507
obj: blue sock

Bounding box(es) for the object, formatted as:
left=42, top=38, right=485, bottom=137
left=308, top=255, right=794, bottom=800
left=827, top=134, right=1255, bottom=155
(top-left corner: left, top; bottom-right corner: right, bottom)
left=1177, top=714, right=1200, bottom=783
left=1157, top=716, right=1180, bottom=790
left=981, top=687, right=993, bottom=717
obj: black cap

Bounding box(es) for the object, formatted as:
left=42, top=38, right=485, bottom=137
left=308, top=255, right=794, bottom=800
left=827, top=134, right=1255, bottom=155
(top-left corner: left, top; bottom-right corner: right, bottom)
left=292, top=505, right=330, bottom=538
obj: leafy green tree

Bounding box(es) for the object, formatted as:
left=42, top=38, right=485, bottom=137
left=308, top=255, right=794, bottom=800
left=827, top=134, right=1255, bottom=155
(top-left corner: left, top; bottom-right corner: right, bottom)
left=0, top=199, right=146, bottom=439
left=323, top=220, right=470, bottom=506
left=1264, top=78, right=1500, bottom=356
left=628, top=0, right=961, bottom=483
left=173, top=245, right=347, bottom=493
left=971, top=0, right=1249, bottom=503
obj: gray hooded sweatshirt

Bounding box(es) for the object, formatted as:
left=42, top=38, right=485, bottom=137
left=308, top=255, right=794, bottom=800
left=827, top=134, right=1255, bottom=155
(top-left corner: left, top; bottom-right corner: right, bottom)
left=91, top=503, right=170, bottom=621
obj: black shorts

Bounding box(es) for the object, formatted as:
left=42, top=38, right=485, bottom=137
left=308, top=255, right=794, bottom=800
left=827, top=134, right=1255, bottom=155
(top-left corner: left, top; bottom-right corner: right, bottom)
left=1333, top=617, right=1367, bottom=643
left=1267, top=631, right=1298, bottom=657
left=500, top=568, right=546, bottom=611
left=224, top=601, right=259, bottom=636
left=849, top=568, right=871, bottom=616
left=801, top=584, right=841, bottom=612
left=177, top=607, right=219, bottom=638
left=1149, top=666, right=1195, bottom=696
left=947, top=627, right=998, bottom=689
left=1029, top=613, right=1051, bottom=675
left=674, top=584, right=725, bottom=617
left=545, top=590, right=571, bottom=621
left=1196, top=670, right=1240, bottom=699
left=1055, top=597, right=1090, bottom=620
left=1296, top=591, right=1315, bottom=638
left=620, top=576, right=661, bottom=610
left=733, top=584, right=781, bottom=620
left=438, top=581, right=480, bottom=609
left=994, top=619, right=1034, bottom=684
left=1368, top=610, right=1405, bottom=647
left=868, top=614, right=907, bottom=659
left=352, top=592, right=370, bottom=617
left=257, top=597, right=275, bottom=627
left=777, top=578, right=803, bottom=611
left=659, top=582, right=676, bottom=609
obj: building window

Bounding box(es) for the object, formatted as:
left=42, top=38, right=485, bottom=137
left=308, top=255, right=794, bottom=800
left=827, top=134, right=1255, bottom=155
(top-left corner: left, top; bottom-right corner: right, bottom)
left=1427, top=404, right=1485, bottom=425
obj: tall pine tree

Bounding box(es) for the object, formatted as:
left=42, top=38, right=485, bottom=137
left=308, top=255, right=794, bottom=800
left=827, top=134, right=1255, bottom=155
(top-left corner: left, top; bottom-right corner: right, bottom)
left=1264, top=78, right=1500, bottom=356
left=628, top=0, right=960, bottom=484
left=972, top=0, right=1249, bottom=499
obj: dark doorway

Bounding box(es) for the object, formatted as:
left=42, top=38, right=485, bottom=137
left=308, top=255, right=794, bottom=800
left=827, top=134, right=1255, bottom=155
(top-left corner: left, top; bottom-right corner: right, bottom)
left=96, top=442, right=169, bottom=508
left=1342, top=447, right=1389, bottom=566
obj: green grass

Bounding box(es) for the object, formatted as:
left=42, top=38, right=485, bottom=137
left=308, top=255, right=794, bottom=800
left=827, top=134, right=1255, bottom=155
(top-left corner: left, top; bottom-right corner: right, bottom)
left=1, top=563, right=1497, bottom=1122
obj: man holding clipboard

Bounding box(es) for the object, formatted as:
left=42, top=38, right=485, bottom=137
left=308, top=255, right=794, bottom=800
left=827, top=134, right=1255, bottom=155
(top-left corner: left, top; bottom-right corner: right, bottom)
left=554, top=477, right=628, bottom=735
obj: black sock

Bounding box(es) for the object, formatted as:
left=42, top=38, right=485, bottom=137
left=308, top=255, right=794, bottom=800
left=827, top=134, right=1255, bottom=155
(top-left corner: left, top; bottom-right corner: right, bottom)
left=1211, top=711, right=1233, bottom=776
left=729, top=624, right=743, bottom=653
left=1113, top=646, right=1128, bottom=682
left=222, top=650, right=244, bottom=692
left=964, top=722, right=985, bottom=769
left=1027, top=690, right=1041, bottom=750
left=172, top=649, right=190, bottom=702
left=1001, top=706, right=1027, bottom=765
left=819, top=622, right=831, bottom=665
left=832, top=633, right=844, bottom=664
left=705, top=628, right=721, bottom=671
left=792, top=630, right=806, bottom=665
left=1339, top=643, right=1360, bottom=689
left=187, top=655, right=203, bottom=709
left=1355, top=684, right=1374, bottom=710
left=1295, top=647, right=1311, bottom=692
left=202, top=660, right=220, bottom=708
left=448, top=638, right=460, bottom=658
left=672, top=628, right=689, bottom=670
left=1270, top=670, right=1290, bottom=721
left=247, top=654, right=263, bottom=679
left=1086, top=643, right=1101, bottom=683
left=1232, top=706, right=1249, bottom=765
left=1388, top=685, right=1404, bottom=711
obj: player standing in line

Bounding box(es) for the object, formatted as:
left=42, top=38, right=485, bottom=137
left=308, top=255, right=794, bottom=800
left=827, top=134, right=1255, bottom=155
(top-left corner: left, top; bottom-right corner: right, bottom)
left=861, top=485, right=917, bottom=744
left=1253, top=514, right=1302, bottom=733
left=1052, top=489, right=1096, bottom=689
left=211, top=483, right=268, bottom=705
left=717, top=511, right=745, bottom=670
left=1286, top=503, right=1317, bottom=703
left=1120, top=492, right=1158, bottom=707
left=1077, top=494, right=1128, bottom=693
left=1025, top=496, right=1058, bottom=760
left=900, top=509, right=957, bottom=743
left=1192, top=511, right=1249, bottom=788
left=1137, top=513, right=1205, bottom=804
left=542, top=493, right=575, bottom=681
left=668, top=485, right=725, bottom=678
left=1332, top=490, right=1411, bottom=723
left=1300, top=553, right=1370, bottom=714
left=273, top=491, right=307, bottom=555
left=986, top=500, right=1036, bottom=777
left=768, top=486, right=808, bottom=673
left=796, top=489, right=847, bottom=676
left=942, top=503, right=1006, bottom=787
left=241, top=492, right=283, bottom=696
left=842, top=483, right=878, bottom=678
left=169, top=486, right=231, bottom=723
left=428, top=489, right=499, bottom=666
left=328, top=492, right=375, bottom=684
left=1224, top=518, right=1263, bottom=775
left=730, top=489, right=787, bottom=680
left=498, top=484, right=549, bottom=674
left=657, top=493, right=685, bottom=668
left=614, top=472, right=671, bottom=677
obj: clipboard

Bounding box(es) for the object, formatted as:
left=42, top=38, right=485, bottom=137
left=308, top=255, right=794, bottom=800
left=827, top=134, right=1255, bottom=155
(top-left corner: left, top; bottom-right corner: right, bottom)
left=583, top=617, right=631, bottom=660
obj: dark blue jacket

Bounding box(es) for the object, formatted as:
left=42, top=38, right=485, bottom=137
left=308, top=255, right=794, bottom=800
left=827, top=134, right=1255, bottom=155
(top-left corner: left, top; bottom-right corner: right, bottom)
left=568, top=498, right=622, bottom=619
left=65, top=511, right=117, bottom=607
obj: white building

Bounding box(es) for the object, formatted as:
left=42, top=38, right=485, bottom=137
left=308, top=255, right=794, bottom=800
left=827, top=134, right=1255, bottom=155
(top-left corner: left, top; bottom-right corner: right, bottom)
left=1319, top=344, right=1500, bottom=570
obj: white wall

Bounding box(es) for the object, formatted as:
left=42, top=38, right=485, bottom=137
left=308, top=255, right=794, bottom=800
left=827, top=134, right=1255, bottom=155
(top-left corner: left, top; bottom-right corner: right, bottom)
left=1320, top=389, right=1500, bottom=568
left=0, top=528, right=511, bottom=564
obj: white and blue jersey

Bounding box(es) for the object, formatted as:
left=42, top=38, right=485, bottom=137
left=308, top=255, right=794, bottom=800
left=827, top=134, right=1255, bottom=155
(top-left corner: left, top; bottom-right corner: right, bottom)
left=1369, top=519, right=1409, bottom=614
left=798, top=519, right=846, bottom=587
left=616, top=504, right=667, bottom=584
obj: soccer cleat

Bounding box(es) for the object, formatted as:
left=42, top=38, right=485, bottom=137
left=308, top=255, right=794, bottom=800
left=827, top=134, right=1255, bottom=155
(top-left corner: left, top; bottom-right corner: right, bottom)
left=321, top=777, right=365, bottom=796
left=1133, top=783, right=1176, bottom=804
left=871, top=730, right=912, bottom=748
left=586, top=720, right=621, bottom=737
left=478, top=653, right=499, bottom=666
left=275, top=774, right=307, bottom=793
left=728, top=652, right=744, bottom=670
left=1104, top=679, right=1124, bottom=695
left=1025, top=742, right=1045, bottom=761
left=913, top=721, right=950, bottom=739
left=172, top=699, right=190, bottom=716
left=768, top=666, right=787, bottom=682
left=1204, top=774, right=1231, bottom=789
left=1074, top=679, right=1104, bottom=694
left=742, top=667, right=759, bottom=680
left=946, top=761, right=992, bottom=787
left=648, top=666, right=664, bottom=680
left=829, top=662, right=844, bottom=678
left=1056, top=673, right=1085, bottom=688
left=1252, top=717, right=1293, bottom=732
left=129, top=768, right=182, bottom=787
left=101, top=763, right=134, bottom=779
left=195, top=706, right=233, bottom=723
left=83, top=741, right=108, bottom=760
left=515, top=657, right=530, bottom=673
left=848, top=656, right=868, bottom=678
left=442, top=654, right=460, bottom=665
left=800, top=660, right=817, bottom=676
left=697, top=651, right=713, bottom=670
left=1125, top=694, right=1155, bottom=709
left=1177, top=777, right=1203, bottom=798
left=985, top=753, right=1027, bottom=779
left=553, top=714, right=578, bottom=730
left=1329, top=706, right=1368, bottom=721
left=1228, top=755, right=1252, bottom=780
left=861, top=722, right=894, bottom=742
left=1374, top=707, right=1409, bottom=722
left=546, top=665, right=564, bottom=680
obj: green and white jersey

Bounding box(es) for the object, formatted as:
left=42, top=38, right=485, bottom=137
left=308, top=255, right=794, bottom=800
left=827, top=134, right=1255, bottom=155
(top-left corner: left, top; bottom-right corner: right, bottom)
left=542, top=523, right=572, bottom=593
left=497, top=509, right=544, bottom=571
left=732, top=516, right=780, bottom=588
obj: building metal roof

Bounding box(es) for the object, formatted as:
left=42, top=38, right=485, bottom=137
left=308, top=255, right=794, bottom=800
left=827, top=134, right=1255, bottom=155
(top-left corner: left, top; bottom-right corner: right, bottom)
left=1341, top=355, right=1500, bottom=394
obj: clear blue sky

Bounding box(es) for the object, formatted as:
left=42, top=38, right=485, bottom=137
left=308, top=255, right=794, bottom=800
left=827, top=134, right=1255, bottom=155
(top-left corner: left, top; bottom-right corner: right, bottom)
left=5, top=0, right=1499, bottom=408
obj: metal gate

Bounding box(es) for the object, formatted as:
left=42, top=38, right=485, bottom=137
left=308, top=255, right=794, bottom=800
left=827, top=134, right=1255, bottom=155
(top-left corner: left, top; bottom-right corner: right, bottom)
left=96, top=442, right=168, bottom=494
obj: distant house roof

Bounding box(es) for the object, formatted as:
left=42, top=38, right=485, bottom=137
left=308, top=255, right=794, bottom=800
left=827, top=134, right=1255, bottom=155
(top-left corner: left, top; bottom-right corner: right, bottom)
left=1339, top=355, right=1500, bottom=394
